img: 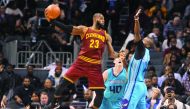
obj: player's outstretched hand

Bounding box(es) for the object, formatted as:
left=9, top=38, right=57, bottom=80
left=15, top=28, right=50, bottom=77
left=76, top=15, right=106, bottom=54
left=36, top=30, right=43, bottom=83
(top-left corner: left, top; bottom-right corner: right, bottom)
left=44, top=8, right=51, bottom=22
left=44, top=4, right=61, bottom=22
left=134, top=9, right=141, bottom=20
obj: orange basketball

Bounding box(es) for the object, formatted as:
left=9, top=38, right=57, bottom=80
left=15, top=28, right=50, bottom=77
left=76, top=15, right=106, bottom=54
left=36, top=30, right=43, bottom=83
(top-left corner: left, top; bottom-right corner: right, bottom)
left=45, top=4, right=61, bottom=19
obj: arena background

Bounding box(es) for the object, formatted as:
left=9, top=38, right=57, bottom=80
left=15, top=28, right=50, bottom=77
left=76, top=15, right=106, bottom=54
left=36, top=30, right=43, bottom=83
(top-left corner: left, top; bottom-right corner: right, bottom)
left=0, top=0, right=190, bottom=108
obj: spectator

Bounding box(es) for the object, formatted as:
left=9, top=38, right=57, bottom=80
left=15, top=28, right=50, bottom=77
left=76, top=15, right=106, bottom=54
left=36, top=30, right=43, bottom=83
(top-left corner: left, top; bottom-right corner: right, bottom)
left=147, top=27, right=162, bottom=51
left=82, top=88, right=94, bottom=108
left=183, top=38, right=190, bottom=53
left=30, top=92, right=41, bottom=109
left=150, top=16, right=164, bottom=34
left=147, top=66, right=157, bottom=77
left=164, top=53, right=181, bottom=72
left=5, top=64, right=22, bottom=102
left=14, top=76, right=35, bottom=107
left=161, top=72, right=184, bottom=96
left=27, top=9, right=40, bottom=43
left=40, top=91, right=51, bottom=109
left=0, top=64, right=9, bottom=108
left=48, top=66, right=65, bottom=87
left=180, top=47, right=187, bottom=63
left=151, top=74, right=160, bottom=88
left=5, top=1, right=26, bottom=35
left=66, top=0, right=81, bottom=25
left=163, top=36, right=181, bottom=57
left=15, top=0, right=37, bottom=22
left=26, top=65, right=41, bottom=89
left=163, top=16, right=184, bottom=38
left=51, top=31, right=73, bottom=52
left=44, top=59, right=68, bottom=76
left=158, top=65, right=181, bottom=87
left=146, top=0, right=167, bottom=18
left=83, top=88, right=93, bottom=102
left=145, top=76, right=154, bottom=99
left=156, top=86, right=189, bottom=109
left=0, top=6, right=8, bottom=39
left=0, top=52, right=9, bottom=67
left=184, top=4, right=190, bottom=19
left=105, top=0, right=122, bottom=43
left=31, top=91, right=39, bottom=103
left=182, top=66, right=190, bottom=104
left=146, top=88, right=161, bottom=109
left=167, top=104, right=177, bottom=109
left=40, top=78, right=55, bottom=103
left=162, top=31, right=183, bottom=51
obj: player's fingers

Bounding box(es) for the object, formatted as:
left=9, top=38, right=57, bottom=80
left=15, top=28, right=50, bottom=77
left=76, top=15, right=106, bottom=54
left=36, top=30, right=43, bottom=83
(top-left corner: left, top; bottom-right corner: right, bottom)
left=44, top=10, right=51, bottom=22
left=135, top=9, right=141, bottom=17
left=44, top=10, right=48, bottom=17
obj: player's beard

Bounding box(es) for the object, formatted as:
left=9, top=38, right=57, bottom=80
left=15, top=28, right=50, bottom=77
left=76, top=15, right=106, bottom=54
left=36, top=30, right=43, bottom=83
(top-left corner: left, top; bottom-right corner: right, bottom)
left=96, top=21, right=105, bottom=29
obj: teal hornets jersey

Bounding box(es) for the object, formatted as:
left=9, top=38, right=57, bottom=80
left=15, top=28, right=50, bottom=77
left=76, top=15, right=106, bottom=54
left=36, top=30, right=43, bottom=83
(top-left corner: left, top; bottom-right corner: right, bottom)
left=104, top=68, right=127, bottom=101
left=127, top=48, right=150, bottom=82
left=123, top=48, right=150, bottom=100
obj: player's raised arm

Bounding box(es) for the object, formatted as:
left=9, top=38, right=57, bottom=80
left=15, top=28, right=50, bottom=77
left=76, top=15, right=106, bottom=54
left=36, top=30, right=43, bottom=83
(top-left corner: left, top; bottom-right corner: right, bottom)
left=50, top=20, right=87, bottom=36
left=44, top=4, right=87, bottom=36
left=134, top=9, right=142, bottom=43
left=106, top=33, right=118, bottom=59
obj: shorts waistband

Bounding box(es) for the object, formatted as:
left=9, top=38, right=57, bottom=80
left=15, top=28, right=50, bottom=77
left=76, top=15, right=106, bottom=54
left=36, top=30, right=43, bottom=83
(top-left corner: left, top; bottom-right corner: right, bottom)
left=78, top=55, right=101, bottom=64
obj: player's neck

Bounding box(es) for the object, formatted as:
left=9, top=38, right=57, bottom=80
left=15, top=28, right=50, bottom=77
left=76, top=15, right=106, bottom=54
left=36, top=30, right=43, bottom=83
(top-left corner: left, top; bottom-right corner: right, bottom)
left=91, top=24, right=101, bottom=30
left=113, top=66, right=123, bottom=75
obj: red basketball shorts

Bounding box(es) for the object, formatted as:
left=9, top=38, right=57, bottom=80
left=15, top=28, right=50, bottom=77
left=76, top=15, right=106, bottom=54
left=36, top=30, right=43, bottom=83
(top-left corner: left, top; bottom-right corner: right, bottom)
left=63, top=58, right=104, bottom=90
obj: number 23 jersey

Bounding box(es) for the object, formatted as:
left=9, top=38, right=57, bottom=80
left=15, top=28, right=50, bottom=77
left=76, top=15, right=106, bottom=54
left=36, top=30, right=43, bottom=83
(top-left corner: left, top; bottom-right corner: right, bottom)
left=78, top=28, right=107, bottom=64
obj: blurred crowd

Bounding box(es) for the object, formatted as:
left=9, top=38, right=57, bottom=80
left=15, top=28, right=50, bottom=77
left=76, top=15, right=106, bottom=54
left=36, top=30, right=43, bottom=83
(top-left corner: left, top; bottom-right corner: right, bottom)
left=0, top=0, right=190, bottom=109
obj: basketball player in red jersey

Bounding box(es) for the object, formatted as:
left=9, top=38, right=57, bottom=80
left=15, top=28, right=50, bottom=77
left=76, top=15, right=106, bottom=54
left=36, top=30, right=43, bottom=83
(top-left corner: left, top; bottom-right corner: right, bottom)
left=45, top=11, right=117, bottom=109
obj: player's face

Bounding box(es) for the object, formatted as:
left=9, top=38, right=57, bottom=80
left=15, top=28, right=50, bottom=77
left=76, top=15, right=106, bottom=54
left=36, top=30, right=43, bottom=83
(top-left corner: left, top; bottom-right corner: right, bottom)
left=114, top=58, right=123, bottom=66
left=96, top=15, right=105, bottom=29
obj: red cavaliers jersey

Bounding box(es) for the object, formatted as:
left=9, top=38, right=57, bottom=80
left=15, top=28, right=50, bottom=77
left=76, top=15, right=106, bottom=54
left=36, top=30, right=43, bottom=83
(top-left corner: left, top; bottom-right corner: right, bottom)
left=78, top=28, right=107, bottom=64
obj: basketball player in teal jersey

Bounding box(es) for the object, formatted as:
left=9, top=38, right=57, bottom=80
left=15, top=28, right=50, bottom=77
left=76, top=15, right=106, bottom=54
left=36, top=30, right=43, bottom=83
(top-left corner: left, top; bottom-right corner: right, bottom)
left=121, top=9, right=154, bottom=109
left=100, top=57, right=127, bottom=109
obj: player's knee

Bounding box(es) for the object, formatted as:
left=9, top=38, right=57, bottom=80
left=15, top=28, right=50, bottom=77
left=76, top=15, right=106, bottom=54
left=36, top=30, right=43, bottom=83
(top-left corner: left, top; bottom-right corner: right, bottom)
left=54, top=78, right=73, bottom=96
left=94, top=89, right=104, bottom=108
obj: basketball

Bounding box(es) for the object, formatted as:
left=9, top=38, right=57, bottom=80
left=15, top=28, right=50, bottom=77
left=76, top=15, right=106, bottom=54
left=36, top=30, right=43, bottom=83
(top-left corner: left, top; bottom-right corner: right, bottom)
left=45, top=4, right=61, bottom=19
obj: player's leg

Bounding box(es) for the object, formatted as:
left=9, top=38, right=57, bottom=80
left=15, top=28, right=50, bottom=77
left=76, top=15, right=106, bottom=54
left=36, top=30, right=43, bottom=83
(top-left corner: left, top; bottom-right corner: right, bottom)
left=92, top=89, right=104, bottom=109
left=136, top=84, right=147, bottom=109
left=88, top=68, right=104, bottom=109
left=122, top=93, right=139, bottom=109
left=52, top=64, right=83, bottom=107
left=122, top=82, right=145, bottom=109
left=99, top=97, right=112, bottom=109
left=136, top=97, right=146, bottom=109
left=121, top=82, right=138, bottom=109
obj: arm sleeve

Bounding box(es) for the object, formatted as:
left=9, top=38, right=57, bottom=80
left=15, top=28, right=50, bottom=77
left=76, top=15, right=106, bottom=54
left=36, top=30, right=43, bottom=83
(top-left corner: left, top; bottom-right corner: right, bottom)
left=134, top=40, right=145, bottom=60
left=50, top=20, right=73, bottom=34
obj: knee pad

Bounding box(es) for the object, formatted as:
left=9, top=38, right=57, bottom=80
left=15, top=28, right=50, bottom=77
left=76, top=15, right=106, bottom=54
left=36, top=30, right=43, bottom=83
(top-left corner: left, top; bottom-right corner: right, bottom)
left=93, top=89, right=104, bottom=108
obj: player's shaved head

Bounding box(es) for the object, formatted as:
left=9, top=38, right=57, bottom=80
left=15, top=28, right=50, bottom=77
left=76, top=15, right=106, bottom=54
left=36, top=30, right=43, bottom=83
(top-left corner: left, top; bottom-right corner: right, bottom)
left=93, top=13, right=104, bottom=20
left=143, top=37, right=154, bottom=48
